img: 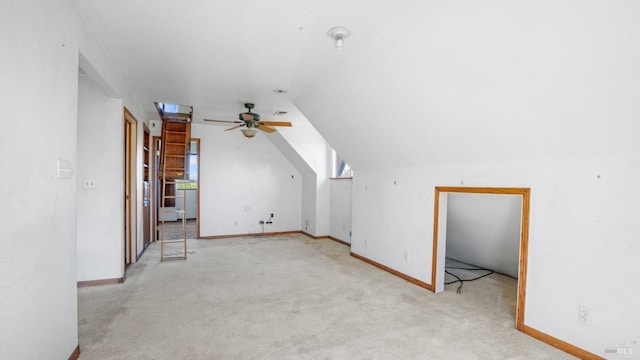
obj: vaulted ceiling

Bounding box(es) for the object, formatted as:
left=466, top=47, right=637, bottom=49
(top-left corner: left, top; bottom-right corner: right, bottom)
left=76, top=1, right=640, bottom=170
left=75, top=0, right=405, bottom=123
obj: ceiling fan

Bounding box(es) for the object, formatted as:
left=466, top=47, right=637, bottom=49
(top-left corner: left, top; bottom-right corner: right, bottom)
left=204, top=103, right=292, bottom=138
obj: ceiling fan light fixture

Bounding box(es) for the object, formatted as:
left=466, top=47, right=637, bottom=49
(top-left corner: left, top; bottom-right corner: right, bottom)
left=241, top=128, right=258, bottom=138
left=208, top=103, right=292, bottom=138
left=327, top=26, right=351, bottom=50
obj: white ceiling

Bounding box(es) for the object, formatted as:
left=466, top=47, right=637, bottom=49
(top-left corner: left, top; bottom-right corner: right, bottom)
left=75, top=0, right=410, bottom=123
left=75, top=1, right=640, bottom=170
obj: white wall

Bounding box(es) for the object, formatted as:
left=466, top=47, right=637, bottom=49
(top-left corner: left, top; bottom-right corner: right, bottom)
left=0, top=0, right=80, bottom=358
left=295, top=1, right=640, bottom=355
left=350, top=156, right=639, bottom=356
left=267, top=132, right=316, bottom=235
left=301, top=174, right=317, bottom=234
left=0, top=1, right=148, bottom=357
left=193, top=124, right=301, bottom=236
left=329, top=179, right=352, bottom=243
left=76, top=74, right=124, bottom=282
left=149, top=120, right=162, bottom=137
left=77, top=5, right=147, bottom=265
left=274, top=108, right=334, bottom=237
left=445, top=193, right=521, bottom=278
left=351, top=170, right=434, bottom=281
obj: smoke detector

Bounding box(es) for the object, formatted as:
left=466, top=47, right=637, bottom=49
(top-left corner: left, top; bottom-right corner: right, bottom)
left=327, top=26, right=351, bottom=50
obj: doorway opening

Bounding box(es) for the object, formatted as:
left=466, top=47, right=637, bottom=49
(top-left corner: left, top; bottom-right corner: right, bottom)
left=152, top=137, right=200, bottom=241
left=432, top=187, right=530, bottom=331
left=140, top=123, right=151, bottom=259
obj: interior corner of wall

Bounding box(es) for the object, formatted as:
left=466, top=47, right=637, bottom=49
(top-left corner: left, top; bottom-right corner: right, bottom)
left=78, top=52, right=118, bottom=99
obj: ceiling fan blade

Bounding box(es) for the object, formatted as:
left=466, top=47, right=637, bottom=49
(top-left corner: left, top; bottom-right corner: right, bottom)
left=241, top=113, right=254, bottom=123
left=224, top=124, right=246, bottom=131
left=258, top=121, right=292, bottom=127
left=257, top=125, right=277, bottom=133
left=204, top=119, right=243, bottom=124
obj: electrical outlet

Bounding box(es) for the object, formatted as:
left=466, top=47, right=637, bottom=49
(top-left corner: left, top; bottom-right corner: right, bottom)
left=83, top=178, right=96, bottom=189
left=578, top=305, right=592, bottom=326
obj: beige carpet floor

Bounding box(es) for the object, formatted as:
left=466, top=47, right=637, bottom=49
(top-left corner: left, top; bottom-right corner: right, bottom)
left=159, top=219, right=197, bottom=240
left=78, top=234, right=575, bottom=359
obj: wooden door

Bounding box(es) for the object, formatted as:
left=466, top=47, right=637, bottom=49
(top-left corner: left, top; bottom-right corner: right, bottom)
left=123, top=108, right=138, bottom=267
left=142, top=125, right=151, bottom=253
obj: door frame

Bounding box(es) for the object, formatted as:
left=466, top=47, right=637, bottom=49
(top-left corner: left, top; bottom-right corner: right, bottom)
left=138, top=123, right=151, bottom=260
left=191, top=138, right=201, bottom=239
left=431, top=186, right=530, bottom=331
left=123, top=108, right=138, bottom=268
left=152, top=136, right=160, bottom=241
left=152, top=137, right=200, bottom=240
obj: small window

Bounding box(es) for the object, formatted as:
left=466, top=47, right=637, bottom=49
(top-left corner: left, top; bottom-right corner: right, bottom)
left=176, top=179, right=197, bottom=190
left=187, top=153, right=198, bottom=182
left=333, top=150, right=353, bottom=178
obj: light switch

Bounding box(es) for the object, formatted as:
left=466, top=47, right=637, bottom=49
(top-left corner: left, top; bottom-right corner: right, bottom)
left=57, top=159, right=73, bottom=179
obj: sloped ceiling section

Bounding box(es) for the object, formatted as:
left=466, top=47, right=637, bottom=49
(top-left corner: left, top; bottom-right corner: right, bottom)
left=75, top=0, right=640, bottom=171
left=268, top=132, right=314, bottom=175
left=293, top=1, right=640, bottom=170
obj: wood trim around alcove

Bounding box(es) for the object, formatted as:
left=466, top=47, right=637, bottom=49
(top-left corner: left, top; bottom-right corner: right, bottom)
left=431, top=186, right=530, bottom=329
left=430, top=186, right=602, bottom=359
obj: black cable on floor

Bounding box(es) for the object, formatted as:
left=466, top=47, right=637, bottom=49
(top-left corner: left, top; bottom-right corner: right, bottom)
left=445, top=265, right=495, bottom=294
left=445, top=270, right=464, bottom=294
